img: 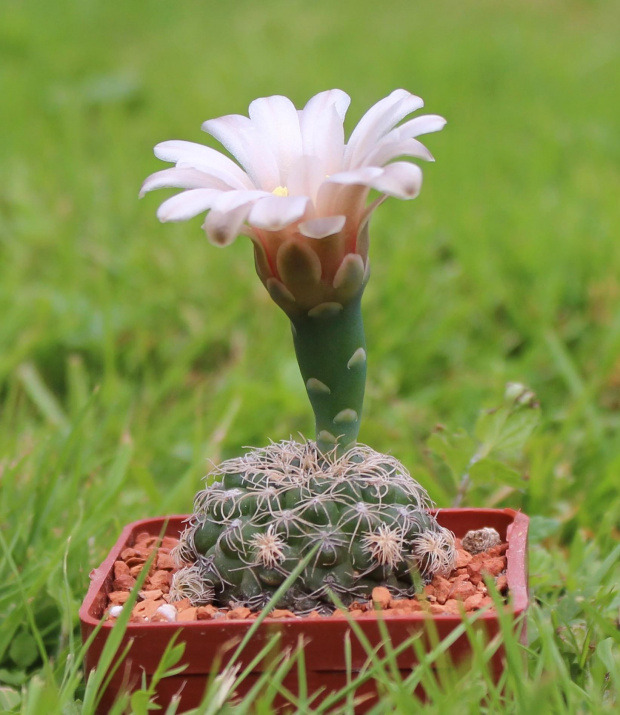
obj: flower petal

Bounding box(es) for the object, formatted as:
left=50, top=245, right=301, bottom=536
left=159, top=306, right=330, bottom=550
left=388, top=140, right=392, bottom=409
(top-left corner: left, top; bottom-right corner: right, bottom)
left=392, top=114, right=447, bottom=139
left=286, top=155, right=326, bottom=203
left=156, top=188, right=222, bottom=222
left=344, top=89, right=425, bottom=169
left=362, top=138, right=434, bottom=167
left=303, top=89, right=350, bottom=123
left=140, top=167, right=230, bottom=197
left=248, top=95, right=303, bottom=183
left=248, top=195, right=309, bottom=231
left=315, top=182, right=370, bottom=233
left=154, top=140, right=252, bottom=189
left=202, top=114, right=281, bottom=189
left=326, top=166, right=384, bottom=186
left=212, top=188, right=270, bottom=212
left=299, top=90, right=350, bottom=175
left=299, top=215, right=346, bottom=239
left=203, top=203, right=252, bottom=246
left=202, top=189, right=270, bottom=245
left=369, top=162, right=423, bottom=199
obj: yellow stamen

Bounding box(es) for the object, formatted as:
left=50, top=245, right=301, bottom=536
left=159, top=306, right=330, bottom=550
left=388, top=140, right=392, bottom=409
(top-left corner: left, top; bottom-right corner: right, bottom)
left=272, top=185, right=288, bottom=197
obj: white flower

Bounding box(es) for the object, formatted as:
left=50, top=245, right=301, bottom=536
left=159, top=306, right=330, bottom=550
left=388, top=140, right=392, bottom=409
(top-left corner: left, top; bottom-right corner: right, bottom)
left=142, top=89, right=445, bottom=311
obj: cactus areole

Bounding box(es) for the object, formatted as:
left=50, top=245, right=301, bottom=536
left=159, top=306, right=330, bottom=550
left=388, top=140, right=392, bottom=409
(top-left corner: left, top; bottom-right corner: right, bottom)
left=143, top=89, right=456, bottom=611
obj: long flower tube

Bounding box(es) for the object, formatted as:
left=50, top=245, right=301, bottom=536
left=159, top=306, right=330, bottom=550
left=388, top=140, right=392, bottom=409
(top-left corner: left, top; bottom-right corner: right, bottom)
left=142, top=89, right=445, bottom=454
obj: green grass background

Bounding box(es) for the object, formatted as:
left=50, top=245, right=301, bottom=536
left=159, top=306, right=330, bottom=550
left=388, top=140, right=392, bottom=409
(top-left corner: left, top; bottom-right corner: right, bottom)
left=1, top=0, right=619, bottom=711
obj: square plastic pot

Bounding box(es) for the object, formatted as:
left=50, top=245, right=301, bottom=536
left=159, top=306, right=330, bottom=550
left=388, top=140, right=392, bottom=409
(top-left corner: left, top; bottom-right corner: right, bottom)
left=80, top=508, right=528, bottom=713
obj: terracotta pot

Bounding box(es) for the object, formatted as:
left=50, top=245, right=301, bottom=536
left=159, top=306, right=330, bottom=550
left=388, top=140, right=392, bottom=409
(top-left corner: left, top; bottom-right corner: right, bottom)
left=80, top=508, right=528, bottom=713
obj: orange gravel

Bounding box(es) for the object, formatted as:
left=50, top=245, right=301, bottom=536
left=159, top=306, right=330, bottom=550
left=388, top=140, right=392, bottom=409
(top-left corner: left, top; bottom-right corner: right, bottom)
left=106, top=531, right=509, bottom=623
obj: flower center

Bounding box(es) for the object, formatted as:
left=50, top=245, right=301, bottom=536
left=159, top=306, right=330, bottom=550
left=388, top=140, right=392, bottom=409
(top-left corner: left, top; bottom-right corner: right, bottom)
left=272, top=185, right=288, bottom=197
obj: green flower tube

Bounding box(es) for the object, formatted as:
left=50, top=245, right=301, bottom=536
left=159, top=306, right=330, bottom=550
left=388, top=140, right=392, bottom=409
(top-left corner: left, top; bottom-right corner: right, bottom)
left=291, top=293, right=366, bottom=454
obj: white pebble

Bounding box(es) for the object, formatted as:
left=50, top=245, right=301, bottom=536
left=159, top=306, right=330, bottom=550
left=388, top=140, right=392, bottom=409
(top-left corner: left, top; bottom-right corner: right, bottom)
left=156, top=604, right=178, bottom=622
left=109, top=605, right=123, bottom=618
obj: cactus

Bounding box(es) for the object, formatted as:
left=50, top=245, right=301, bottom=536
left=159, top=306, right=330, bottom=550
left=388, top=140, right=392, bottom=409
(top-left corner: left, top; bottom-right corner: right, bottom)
left=144, top=90, right=457, bottom=613
left=171, top=440, right=456, bottom=613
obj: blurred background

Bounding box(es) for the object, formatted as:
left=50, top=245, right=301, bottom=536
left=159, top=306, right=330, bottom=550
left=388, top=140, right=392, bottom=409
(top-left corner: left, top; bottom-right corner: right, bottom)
left=3, top=0, right=620, bottom=507
left=1, top=0, right=619, bottom=619
left=1, top=0, right=620, bottom=699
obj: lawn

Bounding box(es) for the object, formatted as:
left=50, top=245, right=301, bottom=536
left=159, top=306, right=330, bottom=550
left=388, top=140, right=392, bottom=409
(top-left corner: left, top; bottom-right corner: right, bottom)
left=1, top=0, right=619, bottom=711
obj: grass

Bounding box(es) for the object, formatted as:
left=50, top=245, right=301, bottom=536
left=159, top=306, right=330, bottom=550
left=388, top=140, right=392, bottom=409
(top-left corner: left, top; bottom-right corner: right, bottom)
left=1, top=0, right=619, bottom=711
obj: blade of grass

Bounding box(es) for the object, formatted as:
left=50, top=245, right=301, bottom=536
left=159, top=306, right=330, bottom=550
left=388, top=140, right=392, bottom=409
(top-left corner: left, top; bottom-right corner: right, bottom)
left=16, top=362, right=69, bottom=431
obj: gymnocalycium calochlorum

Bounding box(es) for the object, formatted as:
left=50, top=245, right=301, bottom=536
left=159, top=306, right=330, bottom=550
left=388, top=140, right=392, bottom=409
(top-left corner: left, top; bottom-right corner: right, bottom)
left=142, top=89, right=457, bottom=613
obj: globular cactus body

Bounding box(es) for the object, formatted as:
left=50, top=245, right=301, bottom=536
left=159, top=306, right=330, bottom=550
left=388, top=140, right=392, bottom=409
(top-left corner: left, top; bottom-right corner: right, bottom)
left=172, top=440, right=456, bottom=613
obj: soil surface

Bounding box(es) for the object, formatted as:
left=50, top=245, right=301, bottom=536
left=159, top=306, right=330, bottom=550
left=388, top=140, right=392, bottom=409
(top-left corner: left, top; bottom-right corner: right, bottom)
left=105, top=532, right=508, bottom=623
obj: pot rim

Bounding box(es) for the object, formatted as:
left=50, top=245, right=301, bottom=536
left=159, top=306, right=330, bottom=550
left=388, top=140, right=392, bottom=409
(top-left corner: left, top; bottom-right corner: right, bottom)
left=79, top=507, right=529, bottom=629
